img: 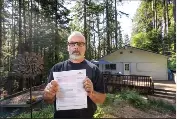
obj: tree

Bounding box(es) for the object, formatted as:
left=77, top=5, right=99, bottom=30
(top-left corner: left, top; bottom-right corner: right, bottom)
left=0, top=0, right=71, bottom=76
left=124, top=34, right=130, bottom=45
left=131, top=0, right=175, bottom=54
left=114, top=0, right=118, bottom=49
left=0, top=0, right=2, bottom=67
left=131, top=30, right=162, bottom=53
left=172, top=0, right=176, bottom=51
left=106, top=0, right=110, bottom=54
left=71, top=0, right=126, bottom=59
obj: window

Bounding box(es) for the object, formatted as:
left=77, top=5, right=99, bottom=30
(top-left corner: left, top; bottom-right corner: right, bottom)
left=125, top=64, right=129, bottom=71
left=105, top=64, right=116, bottom=70
left=110, top=64, right=116, bottom=70
left=105, top=64, right=110, bottom=69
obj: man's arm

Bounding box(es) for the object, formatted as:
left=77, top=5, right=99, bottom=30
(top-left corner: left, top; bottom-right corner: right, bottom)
left=43, top=92, right=55, bottom=104
left=43, top=80, right=59, bottom=104
left=91, top=66, right=106, bottom=104
left=43, top=69, right=54, bottom=104
left=89, top=91, right=106, bottom=104
left=84, top=66, right=106, bottom=104
left=43, top=64, right=59, bottom=104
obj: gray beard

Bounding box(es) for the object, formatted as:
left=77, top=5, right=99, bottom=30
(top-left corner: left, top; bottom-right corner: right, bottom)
left=69, top=54, right=85, bottom=60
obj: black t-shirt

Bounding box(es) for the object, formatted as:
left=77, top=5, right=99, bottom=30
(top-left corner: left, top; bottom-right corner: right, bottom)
left=47, top=59, right=105, bottom=118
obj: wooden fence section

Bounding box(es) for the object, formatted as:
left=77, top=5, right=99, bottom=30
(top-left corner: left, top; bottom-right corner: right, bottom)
left=103, top=74, right=154, bottom=94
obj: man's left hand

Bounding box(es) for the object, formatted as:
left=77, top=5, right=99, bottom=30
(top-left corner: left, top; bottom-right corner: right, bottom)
left=83, top=77, right=94, bottom=96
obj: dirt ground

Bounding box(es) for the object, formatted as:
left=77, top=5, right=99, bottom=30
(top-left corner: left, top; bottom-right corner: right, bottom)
left=102, top=99, right=176, bottom=118
left=103, top=105, right=176, bottom=118
left=0, top=91, right=43, bottom=106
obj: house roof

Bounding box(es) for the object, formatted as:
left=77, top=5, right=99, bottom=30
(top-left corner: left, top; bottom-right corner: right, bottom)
left=99, top=45, right=168, bottom=59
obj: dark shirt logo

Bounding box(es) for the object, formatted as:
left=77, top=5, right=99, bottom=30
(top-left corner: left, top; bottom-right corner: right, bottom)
left=77, top=72, right=83, bottom=74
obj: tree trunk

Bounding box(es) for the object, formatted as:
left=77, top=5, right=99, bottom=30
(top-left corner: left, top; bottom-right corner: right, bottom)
left=114, top=0, right=118, bottom=49
left=54, top=0, right=59, bottom=62
left=106, top=0, right=110, bottom=54
left=40, top=1, right=43, bottom=56
left=92, top=19, right=96, bottom=59
left=12, top=0, right=16, bottom=58
left=87, top=28, right=91, bottom=60
left=23, top=0, right=26, bottom=44
left=162, top=0, right=166, bottom=54
left=18, top=0, right=22, bottom=54
left=152, top=0, right=155, bottom=29
left=163, top=0, right=167, bottom=36
left=96, top=13, right=101, bottom=59
left=0, top=0, right=2, bottom=67
left=93, top=32, right=96, bottom=59
left=103, top=7, right=105, bottom=56
left=110, top=31, right=112, bottom=50
left=11, top=0, right=14, bottom=60
left=37, top=0, right=40, bottom=54
left=154, top=0, right=157, bottom=29
left=87, top=9, right=92, bottom=60
left=173, top=0, right=176, bottom=52
left=33, top=9, right=37, bottom=53
left=118, top=29, right=122, bottom=48
left=84, top=0, right=88, bottom=58
left=166, top=0, right=170, bottom=51
left=166, top=0, right=169, bottom=32
left=29, top=0, right=32, bottom=52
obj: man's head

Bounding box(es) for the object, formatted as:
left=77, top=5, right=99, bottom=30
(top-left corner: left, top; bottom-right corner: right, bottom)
left=67, top=31, right=86, bottom=60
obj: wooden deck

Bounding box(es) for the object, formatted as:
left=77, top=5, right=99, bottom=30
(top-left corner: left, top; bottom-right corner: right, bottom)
left=153, top=80, right=176, bottom=91
left=103, top=74, right=154, bottom=94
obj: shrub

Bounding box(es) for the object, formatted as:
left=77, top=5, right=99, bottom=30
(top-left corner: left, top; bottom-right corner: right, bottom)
left=148, top=99, right=176, bottom=113
left=14, top=105, right=54, bottom=118
left=103, top=93, right=115, bottom=106
left=93, top=106, right=104, bottom=118
left=119, top=89, right=148, bottom=109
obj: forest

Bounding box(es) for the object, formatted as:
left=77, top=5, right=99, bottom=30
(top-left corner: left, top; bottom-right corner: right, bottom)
left=0, top=0, right=176, bottom=79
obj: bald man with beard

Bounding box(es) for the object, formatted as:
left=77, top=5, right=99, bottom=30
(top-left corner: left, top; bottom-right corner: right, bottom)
left=43, top=31, right=106, bottom=118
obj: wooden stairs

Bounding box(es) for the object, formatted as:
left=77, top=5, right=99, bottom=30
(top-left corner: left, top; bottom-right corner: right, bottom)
left=153, top=88, right=176, bottom=99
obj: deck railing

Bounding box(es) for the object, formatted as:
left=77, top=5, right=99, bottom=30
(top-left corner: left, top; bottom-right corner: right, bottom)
left=103, top=74, right=154, bottom=94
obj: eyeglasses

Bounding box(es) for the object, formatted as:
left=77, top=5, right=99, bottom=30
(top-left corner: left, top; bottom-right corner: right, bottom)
left=68, top=42, right=85, bottom=47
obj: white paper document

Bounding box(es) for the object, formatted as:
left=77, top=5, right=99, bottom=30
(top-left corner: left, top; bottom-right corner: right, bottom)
left=53, top=69, right=87, bottom=111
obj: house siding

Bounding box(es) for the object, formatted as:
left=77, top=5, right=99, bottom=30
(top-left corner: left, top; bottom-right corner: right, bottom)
left=101, top=47, right=168, bottom=80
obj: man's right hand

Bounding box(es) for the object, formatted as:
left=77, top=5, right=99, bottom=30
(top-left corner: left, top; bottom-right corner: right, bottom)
left=43, top=80, right=59, bottom=103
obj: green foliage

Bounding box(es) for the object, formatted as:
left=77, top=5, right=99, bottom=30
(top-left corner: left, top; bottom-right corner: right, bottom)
left=131, top=0, right=176, bottom=55
left=13, top=90, right=176, bottom=118
left=148, top=98, right=176, bottom=113
left=118, top=89, right=176, bottom=113
left=93, top=106, right=104, bottom=118
left=71, top=0, right=125, bottom=59
left=131, top=29, right=162, bottom=53
left=131, top=32, right=148, bottom=48
left=68, top=17, right=84, bottom=32
left=14, top=105, right=54, bottom=118
left=119, top=89, right=147, bottom=109
left=167, top=51, right=176, bottom=70
left=145, top=29, right=163, bottom=53
left=103, top=93, right=116, bottom=106
left=87, top=2, right=105, bottom=14
left=105, top=89, right=176, bottom=113
left=132, top=1, right=153, bottom=34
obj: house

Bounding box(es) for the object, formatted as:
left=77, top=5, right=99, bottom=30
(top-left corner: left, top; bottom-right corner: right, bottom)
left=98, top=45, right=168, bottom=80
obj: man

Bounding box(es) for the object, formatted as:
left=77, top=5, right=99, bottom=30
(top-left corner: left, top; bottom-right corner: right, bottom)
left=43, top=31, right=106, bottom=118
